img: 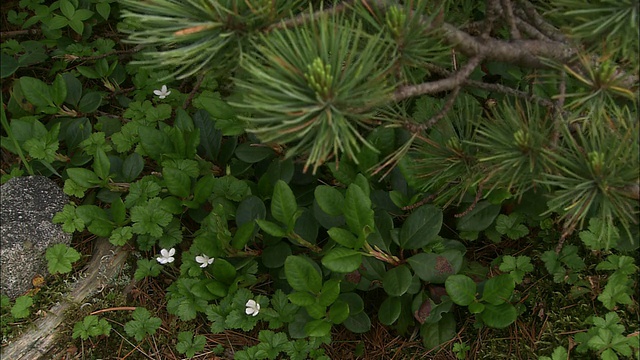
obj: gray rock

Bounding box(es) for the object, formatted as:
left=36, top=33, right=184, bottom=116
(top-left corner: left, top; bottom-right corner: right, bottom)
left=1, top=176, right=71, bottom=300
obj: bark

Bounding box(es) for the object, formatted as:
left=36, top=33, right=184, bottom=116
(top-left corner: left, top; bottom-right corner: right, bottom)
left=1, top=239, right=129, bottom=360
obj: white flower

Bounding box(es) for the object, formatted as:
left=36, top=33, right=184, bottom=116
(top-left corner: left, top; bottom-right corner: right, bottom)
left=153, top=85, right=171, bottom=99
left=245, top=299, right=260, bottom=316
left=156, top=248, right=175, bottom=264
left=195, top=254, right=214, bottom=268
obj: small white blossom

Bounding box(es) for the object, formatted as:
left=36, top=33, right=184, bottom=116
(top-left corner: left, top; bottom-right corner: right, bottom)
left=156, top=248, right=175, bottom=264
left=153, top=85, right=171, bottom=99
left=195, top=254, right=214, bottom=268
left=245, top=299, right=260, bottom=316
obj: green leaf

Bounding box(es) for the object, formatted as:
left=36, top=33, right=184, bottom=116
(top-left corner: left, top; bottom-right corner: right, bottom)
left=78, top=92, right=103, bottom=113
left=445, top=275, right=477, bottom=306
left=314, top=185, right=344, bottom=216
left=343, top=184, right=374, bottom=238
left=272, top=180, right=298, bottom=227
left=20, top=77, right=52, bottom=108
left=72, top=316, right=111, bottom=340
left=130, top=198, right=172, bottom=237
left=420, top=313, right=456, bottom=350
left=321, top=247, right=362, bottom=273
left=288, top=291, right=316, bottom=306
left=138, top=126, right=173, bottom=161
left=124, top=308, right=162, bottom=341
left=11, top=295, right=33, bottom=319
left=96, top=2, right=111, bottom=19
left=134, top=258, right=162, bottom=280
left=51, top=74, right=67, bottom=106
left=342, top=311, right=371, bottom=333
left=256, top=219, right=286, bottom=238
left=327, top=227, right=360, bottom=249
left=211, top=258, right=237, bottom=285
left=304, top=319, right=331, bottom=337
left=481, top=274, right=515, bottom=305
left=121, top=153, right=144, bottom=182
left=45, top=243, right=81, bottom=274
left=60, top=0, right=75, bottom=19
left=231, top=222, right=255, bottom=250
left=1, top=53, right=19, bottom=78
left=318, top=279, right=341, bottom=306
left=328, top=300, right=350, bottom=324
left=284, top=255, right=322, bottom=294
left=383, top=265, right=413, bottom=297
left=93, top=148, right=111, bottom=180
left=379, top=296, right=402, bottom=325
left=176, top=331, right=206, bottom=358
left=163, top=167, right=191, bottom=198
left=495, top=214, right=529, bottom=240
left=398, top=205, right=443, bottom=249
left=52, top=204, right=85, bottom=233
left=109, top=226, right=133, bottom=246
left=479, top=303, right=517, bottom=328
left=66, top=168, right=101, bottom=188
left=407, top=251, right=464, bottom=284
left=456, top=201, right=501, bottom=232
left=261, top=241, right=291, bottom=268
left=235, top=142, right=274, bottom=163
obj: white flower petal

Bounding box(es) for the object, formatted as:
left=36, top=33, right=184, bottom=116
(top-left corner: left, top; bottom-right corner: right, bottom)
left=167, top=248, right=176, bottom=256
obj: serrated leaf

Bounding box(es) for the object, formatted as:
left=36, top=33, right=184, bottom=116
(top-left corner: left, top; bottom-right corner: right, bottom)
left=45, top=243, right=81, bottom=274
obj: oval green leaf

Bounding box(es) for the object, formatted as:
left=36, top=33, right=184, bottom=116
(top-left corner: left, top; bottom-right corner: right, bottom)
left=383, top=265, right=413, bottom=297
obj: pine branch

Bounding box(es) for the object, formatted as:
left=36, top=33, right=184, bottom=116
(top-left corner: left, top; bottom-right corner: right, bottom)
left=392, top=55, right=484, bottom=101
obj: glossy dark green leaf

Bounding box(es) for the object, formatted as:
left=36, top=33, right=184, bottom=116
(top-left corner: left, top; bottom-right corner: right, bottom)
left=420, top=312, right=456, bottom=350
left=235, top=142, right=274, bottom=163
left=445, top=274, right=477, bottom=306
left=163, top=167, right=191, bottom=198
left=51, top=74, right=67, bottom=106
left=284, top=255, right=322, bottom=294
left=138, top=126, right=173, bottom=161
left=236, top=196, right=266, bottom=226
left=322, top=247, right=362, bottom=273
left=20, top=77, right=52, bottom=108
left=314, top=185, right=344, bottom=216
left=383, top=265, right=413, bottom=297
left=121, top=153, right=144, bottom=182
left=479, top=303, right=517, bottom=328
left=77, top=91, right=103, bottom=113
left=271, top=180, right=298, bottom=227
left=407, top=250, right=463, bottom=284
left=304, top=319, right=331, bottom=337
left=211, top=258, right=236, bottom=285
left=481, top=274, right=515, bottom=305
left=93, top=148, right=110, bottom=180
left=398, top=205, right=443, bottom=249
left=343, top=311, right=371, bottom=333
left=343, top=184, right=374, bottom=238
left=327, top=227, right=359, bottom=249
left=0, top=53, right=19, bottom=78
left=66, top=168, right=100, bottom=188
left=379, top=296, right=402, bottom=325
left=261, top=241, right=292, bottom=268
left=328, top=300, right=350, bottom=324
left=456, top=201, right=501, bottom=232
left=256, top=219, right=286, bottom=238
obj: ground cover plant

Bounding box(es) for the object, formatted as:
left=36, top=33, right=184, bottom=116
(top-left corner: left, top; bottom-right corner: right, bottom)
left=1, top=0, right=639, bottom=359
